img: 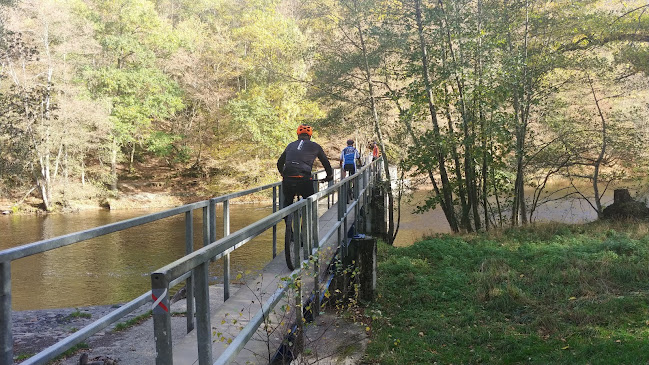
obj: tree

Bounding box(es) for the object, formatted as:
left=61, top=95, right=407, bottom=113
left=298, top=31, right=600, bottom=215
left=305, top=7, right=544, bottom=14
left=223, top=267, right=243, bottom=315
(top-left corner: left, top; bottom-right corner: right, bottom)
left=311, top=0, right=400, bottom=243
left=82, top=0, right=184, bottom=188
left=0, top=0, right=112, bottom=209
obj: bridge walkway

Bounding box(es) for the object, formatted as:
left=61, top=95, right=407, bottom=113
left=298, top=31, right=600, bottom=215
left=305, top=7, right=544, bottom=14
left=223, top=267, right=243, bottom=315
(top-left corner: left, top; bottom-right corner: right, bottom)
left=173, top=200, right=356, bottom=364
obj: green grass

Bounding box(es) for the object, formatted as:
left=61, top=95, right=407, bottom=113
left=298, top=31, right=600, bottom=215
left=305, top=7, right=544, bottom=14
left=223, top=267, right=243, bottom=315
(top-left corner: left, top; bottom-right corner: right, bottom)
left=114, top=310, right=152, bottom=331
left=65, top=308, right=92, bottom=320
left=364, top=222, right=649, bottom=364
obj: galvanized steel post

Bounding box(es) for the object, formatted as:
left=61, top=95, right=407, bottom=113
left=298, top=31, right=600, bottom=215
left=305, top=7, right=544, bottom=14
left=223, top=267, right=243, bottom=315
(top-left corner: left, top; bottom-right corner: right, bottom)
left=342, top=182, right=349, bottom=257
left=0, top=261, right=12, bottom=365
left=223, top=200, right=231, bottom=301
left=272, top=186, right=277, bottom=258
left=302, top=204, right=310, bottom=258
left=152, top=273, right=173, bottom=365
left=293, top=209, right=301, bottom=270
left=194, top=262, right=213, bottom=364
left=337, top=184, right=344, bottom=253
left=184, top=211, right=195, bottom=333
left=202, top=206, right=210, bottom=248
left=209, top=199, right=216, bottom=244
left=354, top=176, right=360, bottom=237
left=311, top=197, right=320, bottom=318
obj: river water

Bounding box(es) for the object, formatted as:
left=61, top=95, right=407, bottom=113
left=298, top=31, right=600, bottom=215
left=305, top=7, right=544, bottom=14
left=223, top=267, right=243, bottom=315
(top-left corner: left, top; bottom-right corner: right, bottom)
left=0, top=205, right=276, bottom=310
left=392, top=189, right=611, bottom=246
left=2, top=189, right=612, bottom=310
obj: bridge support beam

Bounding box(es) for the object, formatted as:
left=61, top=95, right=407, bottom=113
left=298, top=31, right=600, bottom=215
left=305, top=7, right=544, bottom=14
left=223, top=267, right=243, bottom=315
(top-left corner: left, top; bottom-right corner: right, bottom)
left=331, top=236, right=377, bottom=304
left=368, top=184, right=387, bottom=240
left=347, top=237, right=377, bottom=302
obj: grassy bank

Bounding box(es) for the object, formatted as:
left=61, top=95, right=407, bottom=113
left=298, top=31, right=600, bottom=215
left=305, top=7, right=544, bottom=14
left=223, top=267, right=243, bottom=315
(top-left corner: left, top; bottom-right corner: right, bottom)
left=364, top=222, right=649, bottom=364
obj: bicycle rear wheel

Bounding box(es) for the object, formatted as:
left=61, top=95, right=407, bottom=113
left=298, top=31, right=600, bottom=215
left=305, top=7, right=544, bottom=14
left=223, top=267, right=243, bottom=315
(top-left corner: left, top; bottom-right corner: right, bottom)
left=285, top=214, right=298, bottom=270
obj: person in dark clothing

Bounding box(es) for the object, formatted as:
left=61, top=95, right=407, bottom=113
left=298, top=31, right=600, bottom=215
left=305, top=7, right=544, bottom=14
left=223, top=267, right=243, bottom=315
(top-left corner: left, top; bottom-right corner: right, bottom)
left=277, top=124, right=334, bottom=208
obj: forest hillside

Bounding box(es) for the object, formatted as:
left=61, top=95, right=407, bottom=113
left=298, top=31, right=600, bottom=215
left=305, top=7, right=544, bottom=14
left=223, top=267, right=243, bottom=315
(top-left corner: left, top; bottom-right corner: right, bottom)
left=1, top=0, right=648, bottom=232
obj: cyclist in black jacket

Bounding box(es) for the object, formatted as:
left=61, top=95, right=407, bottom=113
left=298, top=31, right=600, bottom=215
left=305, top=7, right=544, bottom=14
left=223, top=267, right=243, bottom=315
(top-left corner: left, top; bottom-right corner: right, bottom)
left=277, top=124, right=334, bottom=209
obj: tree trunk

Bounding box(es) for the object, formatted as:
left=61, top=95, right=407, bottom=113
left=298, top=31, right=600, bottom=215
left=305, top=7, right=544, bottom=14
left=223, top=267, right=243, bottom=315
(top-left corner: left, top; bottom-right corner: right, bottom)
left=111, top=137, right=118, bottom=192
left=129, top=142, right=135, bottom=172
left=415, top=0, right=459, bottom=232
left=438, top=0, right=480, bottom=232
left=588, top=73, right=607, bottom=218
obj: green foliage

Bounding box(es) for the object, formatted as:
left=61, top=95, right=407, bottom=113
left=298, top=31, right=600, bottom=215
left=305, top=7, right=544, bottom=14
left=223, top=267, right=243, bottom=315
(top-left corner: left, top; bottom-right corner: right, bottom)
left=366, top=223, right=649, bottom=364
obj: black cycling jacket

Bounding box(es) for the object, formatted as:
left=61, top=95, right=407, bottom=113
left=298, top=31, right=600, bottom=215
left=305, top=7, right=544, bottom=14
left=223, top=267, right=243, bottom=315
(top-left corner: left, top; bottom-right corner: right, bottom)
left=277, top=138, right=333, bottom=180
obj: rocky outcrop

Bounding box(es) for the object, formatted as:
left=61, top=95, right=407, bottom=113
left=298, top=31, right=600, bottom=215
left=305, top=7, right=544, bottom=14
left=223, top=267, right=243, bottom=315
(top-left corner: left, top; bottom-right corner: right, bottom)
left=602, top=189, right=649, bottom=220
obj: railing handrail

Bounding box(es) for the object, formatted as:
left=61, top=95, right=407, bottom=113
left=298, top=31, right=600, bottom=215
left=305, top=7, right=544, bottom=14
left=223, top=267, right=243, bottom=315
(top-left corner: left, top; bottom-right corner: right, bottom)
left=153, top=199, right=306, bottom=280
left=211, top=158, right=381, bottom=364
left=0, top=182, right=286, bottom=263
left=151, top=161, right=375, bottom=280
left=0, top=177, right=287, bottom=365
left=0, top=157, right=383, bottom=365
left=150, top=158, right=383, bottom=364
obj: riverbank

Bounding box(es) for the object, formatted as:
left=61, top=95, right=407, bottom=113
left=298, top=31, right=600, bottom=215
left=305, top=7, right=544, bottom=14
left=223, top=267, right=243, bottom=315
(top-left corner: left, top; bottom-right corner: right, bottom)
left=363, top=221, right=649, bottom=364
left=0, top=183, right=272, bottom=216
left=12, top=285, right=228, bottom=364
left=0, top=156, right=282, bottom=215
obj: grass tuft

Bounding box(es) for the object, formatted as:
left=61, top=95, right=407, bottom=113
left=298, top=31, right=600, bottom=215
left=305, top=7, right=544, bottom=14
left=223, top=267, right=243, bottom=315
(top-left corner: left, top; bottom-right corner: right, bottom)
left=114, top=310, right=152, bottom=331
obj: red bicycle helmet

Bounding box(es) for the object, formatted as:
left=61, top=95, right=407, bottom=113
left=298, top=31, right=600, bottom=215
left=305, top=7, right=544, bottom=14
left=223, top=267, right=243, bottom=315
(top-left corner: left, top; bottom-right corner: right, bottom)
left=296, top=124, right=313, bottom=137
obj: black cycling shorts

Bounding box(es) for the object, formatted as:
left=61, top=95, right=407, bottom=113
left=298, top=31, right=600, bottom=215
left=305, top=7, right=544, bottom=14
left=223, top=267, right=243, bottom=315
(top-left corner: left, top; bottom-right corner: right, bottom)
left=344, top=164, right=356, bottom=176
left=281, top=178, right=315, bottom=209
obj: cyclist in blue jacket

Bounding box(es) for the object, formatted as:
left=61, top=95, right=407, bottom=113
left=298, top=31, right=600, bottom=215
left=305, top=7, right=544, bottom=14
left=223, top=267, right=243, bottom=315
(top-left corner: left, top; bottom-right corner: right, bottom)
left=340, top=139, right=361, bottom=178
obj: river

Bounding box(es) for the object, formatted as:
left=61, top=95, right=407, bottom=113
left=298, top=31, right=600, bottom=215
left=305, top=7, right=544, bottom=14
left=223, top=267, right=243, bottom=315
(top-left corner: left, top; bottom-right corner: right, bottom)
left=392, top=189, right=610, bottom=246
left=0, top=205, right=275, bottom=310
left=1, top=189, right=612, bottom=310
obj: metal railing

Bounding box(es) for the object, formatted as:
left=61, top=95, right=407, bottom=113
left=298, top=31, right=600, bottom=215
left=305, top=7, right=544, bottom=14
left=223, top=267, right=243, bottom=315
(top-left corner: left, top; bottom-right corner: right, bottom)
left=0, top=181, right=288, bottom=365
left=151, top=158, right=382, bottom=364
left=0, top=158, right=382, bottom=365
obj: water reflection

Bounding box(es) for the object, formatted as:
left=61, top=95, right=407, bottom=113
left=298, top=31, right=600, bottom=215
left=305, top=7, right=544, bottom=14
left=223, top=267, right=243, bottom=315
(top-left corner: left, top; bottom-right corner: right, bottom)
left=0, top=205, right=275, bottom=310
left=392, top=189, right=614, bottom=247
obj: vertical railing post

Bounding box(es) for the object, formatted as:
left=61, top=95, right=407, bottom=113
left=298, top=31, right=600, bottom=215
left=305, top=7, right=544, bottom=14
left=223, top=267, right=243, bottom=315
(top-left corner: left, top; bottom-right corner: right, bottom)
left=194, top=262, right=213, bottom=364
left=202, top=206, right=210, bottom=248
left=223, top=200, right=231, bottom=301
left=354, top=176, right=359, bottom=238
left=327, top=180, right=333, bottom=209
left=152, top=272, right=172, bottom=365
left=337, top=184, right=344, bottom=254
left=311, top=197, right=320, bottom=319
left=343, top=183, right=349, bottom=257
left=209, top=199, right=216, bottom=244
left=184, top=211, right=195, bottom=333
left=0, top=261, right=12, bottom=365
left=272, top=185, right=277, bottom=258
left=353, top=174, right=360, bottom=203
left=293, top=209, right=301, bottom=270
left=303, top=204, right=310, bottom=258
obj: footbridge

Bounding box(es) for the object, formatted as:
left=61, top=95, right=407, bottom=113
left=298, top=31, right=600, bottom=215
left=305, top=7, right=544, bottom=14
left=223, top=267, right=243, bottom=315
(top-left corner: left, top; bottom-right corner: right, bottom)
left=0, top=158, right=385, bottom=365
